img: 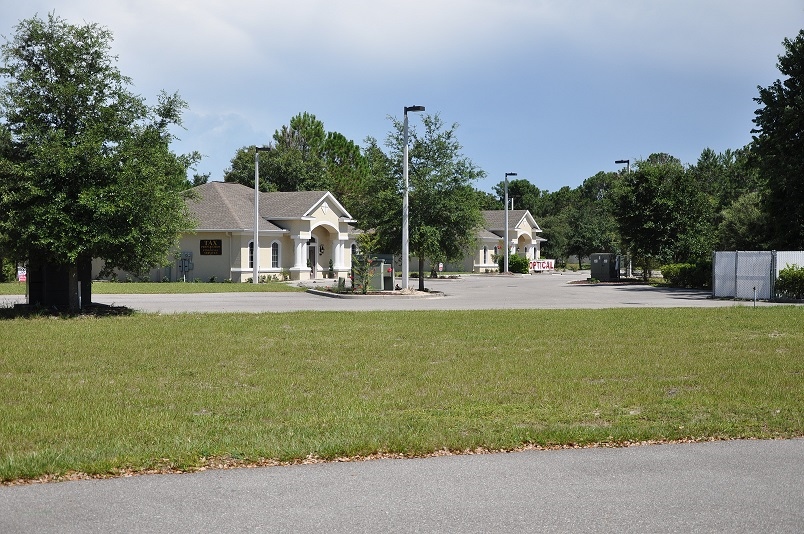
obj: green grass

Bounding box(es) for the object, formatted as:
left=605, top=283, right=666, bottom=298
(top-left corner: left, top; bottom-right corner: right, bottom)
left=1, top=307, right=802, bottom=482
left=0, top=281, right=305, bottom=295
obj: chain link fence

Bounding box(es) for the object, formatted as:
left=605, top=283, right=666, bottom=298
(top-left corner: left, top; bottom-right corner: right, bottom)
left=713, top=251, right=804, bottom=300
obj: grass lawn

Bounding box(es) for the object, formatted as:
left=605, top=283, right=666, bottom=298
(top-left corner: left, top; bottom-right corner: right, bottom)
left=0, top=281, right=305, bottom=295
left=1, top=307, right=802, bottom=483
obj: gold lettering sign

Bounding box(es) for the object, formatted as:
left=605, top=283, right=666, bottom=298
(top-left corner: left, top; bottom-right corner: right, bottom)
left=200, top=239, right=222, bottom=255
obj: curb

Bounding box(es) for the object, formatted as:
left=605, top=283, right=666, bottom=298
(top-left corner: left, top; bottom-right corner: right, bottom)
left=306, top=289, right=445, bottom=299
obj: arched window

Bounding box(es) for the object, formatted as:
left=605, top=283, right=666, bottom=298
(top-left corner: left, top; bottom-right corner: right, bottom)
left=351, top=243, right=358, bottom=257
left=248, top=241, right=254, bottom=269
left=271, top=242, right=279, bottom=268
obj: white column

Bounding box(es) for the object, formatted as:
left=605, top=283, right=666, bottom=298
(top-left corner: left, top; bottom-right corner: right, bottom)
left=293, top=237, right=306, bottom=269
left=334, top=240, right=345, bottom=270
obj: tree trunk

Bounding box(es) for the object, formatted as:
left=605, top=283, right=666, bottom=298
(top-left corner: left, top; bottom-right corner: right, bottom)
left=67, top=263, right=80, bottom=312
left=418, top=256, right=425, bottom=292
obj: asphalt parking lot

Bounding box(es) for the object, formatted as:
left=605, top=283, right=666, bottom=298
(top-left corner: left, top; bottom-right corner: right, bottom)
left=3, top=271, right=780, bottom=313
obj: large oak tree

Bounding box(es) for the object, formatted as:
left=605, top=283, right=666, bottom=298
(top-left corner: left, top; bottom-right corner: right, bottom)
left=0, top=14, right=197, bottom=310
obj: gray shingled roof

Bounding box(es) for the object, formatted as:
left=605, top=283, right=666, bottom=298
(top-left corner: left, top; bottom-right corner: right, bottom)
left=261, top=190, right=330, bottom=218
left=187, top=182, right=340, bottom=231
left=482, top=210, right=529, bottom=230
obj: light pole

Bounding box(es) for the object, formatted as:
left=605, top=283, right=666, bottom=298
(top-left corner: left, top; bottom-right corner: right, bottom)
left=615, top=159, right=631, bottom=277
left=504, top=172, right=517, bottom=273
left=253, top=145, right=271, bottom=284
left=402, top=105, right=425, bottom=290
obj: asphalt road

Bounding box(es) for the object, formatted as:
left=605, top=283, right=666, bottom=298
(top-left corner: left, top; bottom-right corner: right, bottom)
left=2, top=439, right=802, bottom=533
left=2, top=274, right=800, bottom=532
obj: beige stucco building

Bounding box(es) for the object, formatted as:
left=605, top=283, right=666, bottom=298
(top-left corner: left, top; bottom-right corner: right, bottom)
left=94, top=182, right=357, bottom=282
left=430, top=210, right=545, bottom=273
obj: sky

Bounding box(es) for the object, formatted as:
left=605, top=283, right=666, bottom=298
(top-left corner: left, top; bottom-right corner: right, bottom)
left=2, top=1, right=803, bottom=194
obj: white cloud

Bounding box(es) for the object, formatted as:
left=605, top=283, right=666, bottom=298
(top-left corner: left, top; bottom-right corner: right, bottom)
left=2, top=0, right=802, bottom=189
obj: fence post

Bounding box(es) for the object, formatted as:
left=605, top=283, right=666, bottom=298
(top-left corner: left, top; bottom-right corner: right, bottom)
left=771, top=250, right=777, bottom=300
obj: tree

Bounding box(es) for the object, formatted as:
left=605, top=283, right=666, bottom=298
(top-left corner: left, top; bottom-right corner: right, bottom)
left=223, top=112, right=369, bottom=211
left=717, top=191, right=767, bottom=250
left=535, top=186, right=576, bottom=264
left=752, top=29, right=804, bottom=249
left=613, top=154, right=715, bottom=279
left=319, top=131, right=370, bottom=210
left=223, top=145, right=276, bottom=192
left=492, top=178, right=544, bottom=214
left=690, top=147, right=763, bottom=213
left=567, top=171, right=620, bottom=264
left=473, top=189, right=502, bottom=210
left=0, top=14, right=197, bottom=310
left=358, top=114, right=484, bottom=291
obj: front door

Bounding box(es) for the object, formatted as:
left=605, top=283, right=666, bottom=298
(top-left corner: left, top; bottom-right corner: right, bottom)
left=308, top=245, right=317, bottom=278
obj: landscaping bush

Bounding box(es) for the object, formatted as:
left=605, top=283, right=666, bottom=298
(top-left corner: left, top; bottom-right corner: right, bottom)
left=498, top=253, right=530, bottom=274
left=1, top=258, right=15, bottom=282
left=776, top=264, right=804, bottom=299
left=661, top=261, right=712, bottom=289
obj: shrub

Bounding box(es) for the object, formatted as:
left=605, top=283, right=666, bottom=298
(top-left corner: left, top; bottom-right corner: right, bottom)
left=661, top=261, right=712, bottom=289
left=1, top=259, right=15, bottom=282
left=776, top=264, right=804, bottom=300
left=498, top=254, right=530, bottom=274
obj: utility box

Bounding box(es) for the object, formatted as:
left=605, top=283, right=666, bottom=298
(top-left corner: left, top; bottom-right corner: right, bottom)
left=355, top=254, right=396, bottom=291
left=374, top=254, right=395, bottom=291
left=590, top=253, right=619, bottom=282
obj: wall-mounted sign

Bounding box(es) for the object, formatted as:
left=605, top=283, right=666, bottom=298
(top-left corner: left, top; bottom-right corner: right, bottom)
left=200, top=239, right=222, bottom=255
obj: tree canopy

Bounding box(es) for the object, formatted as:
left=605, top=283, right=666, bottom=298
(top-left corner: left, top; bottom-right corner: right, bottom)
left=0, top=13, right=197, bottom=308
left=223, top=112, right=369, bottom=211
left=613, top=154, right=715, bottom=277
left=752, top=29, right=804, bottom=249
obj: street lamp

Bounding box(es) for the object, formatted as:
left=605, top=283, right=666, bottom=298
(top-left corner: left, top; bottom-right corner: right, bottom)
left=401, top=105, right=425, bottom=290
left=504, top=172, right=517, bottom=273
left=615, top=159, right=632, bottom=277
left=253, top=145, right=271, bottom=284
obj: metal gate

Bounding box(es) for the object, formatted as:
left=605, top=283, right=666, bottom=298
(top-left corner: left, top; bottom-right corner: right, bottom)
left=713, top=250, right=804, bottom=300
left=713, top=251, right=774, bottom=299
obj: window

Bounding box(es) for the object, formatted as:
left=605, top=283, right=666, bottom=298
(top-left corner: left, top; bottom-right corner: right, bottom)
left=271, top=242, right=279, bottom=268
left=483, top=246, right=488, bottom=264
left=351, top=244, right=358, bottom=257
left=248, top=241, right=254, bottom=269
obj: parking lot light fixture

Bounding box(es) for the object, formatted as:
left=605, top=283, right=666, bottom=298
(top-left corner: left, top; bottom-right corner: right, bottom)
left=402, top=105, right=425, bottom=290
left=504, top=172, right=517, bottom=273
left=253, top=146, right=271, bottom=284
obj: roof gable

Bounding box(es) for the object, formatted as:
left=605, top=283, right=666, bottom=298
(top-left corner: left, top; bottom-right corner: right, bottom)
left=482, top=210, right=541, bottom=232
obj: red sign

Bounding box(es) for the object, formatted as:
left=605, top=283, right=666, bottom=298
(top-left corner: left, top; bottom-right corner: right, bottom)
left=530, top=259, right=555, bottom=271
